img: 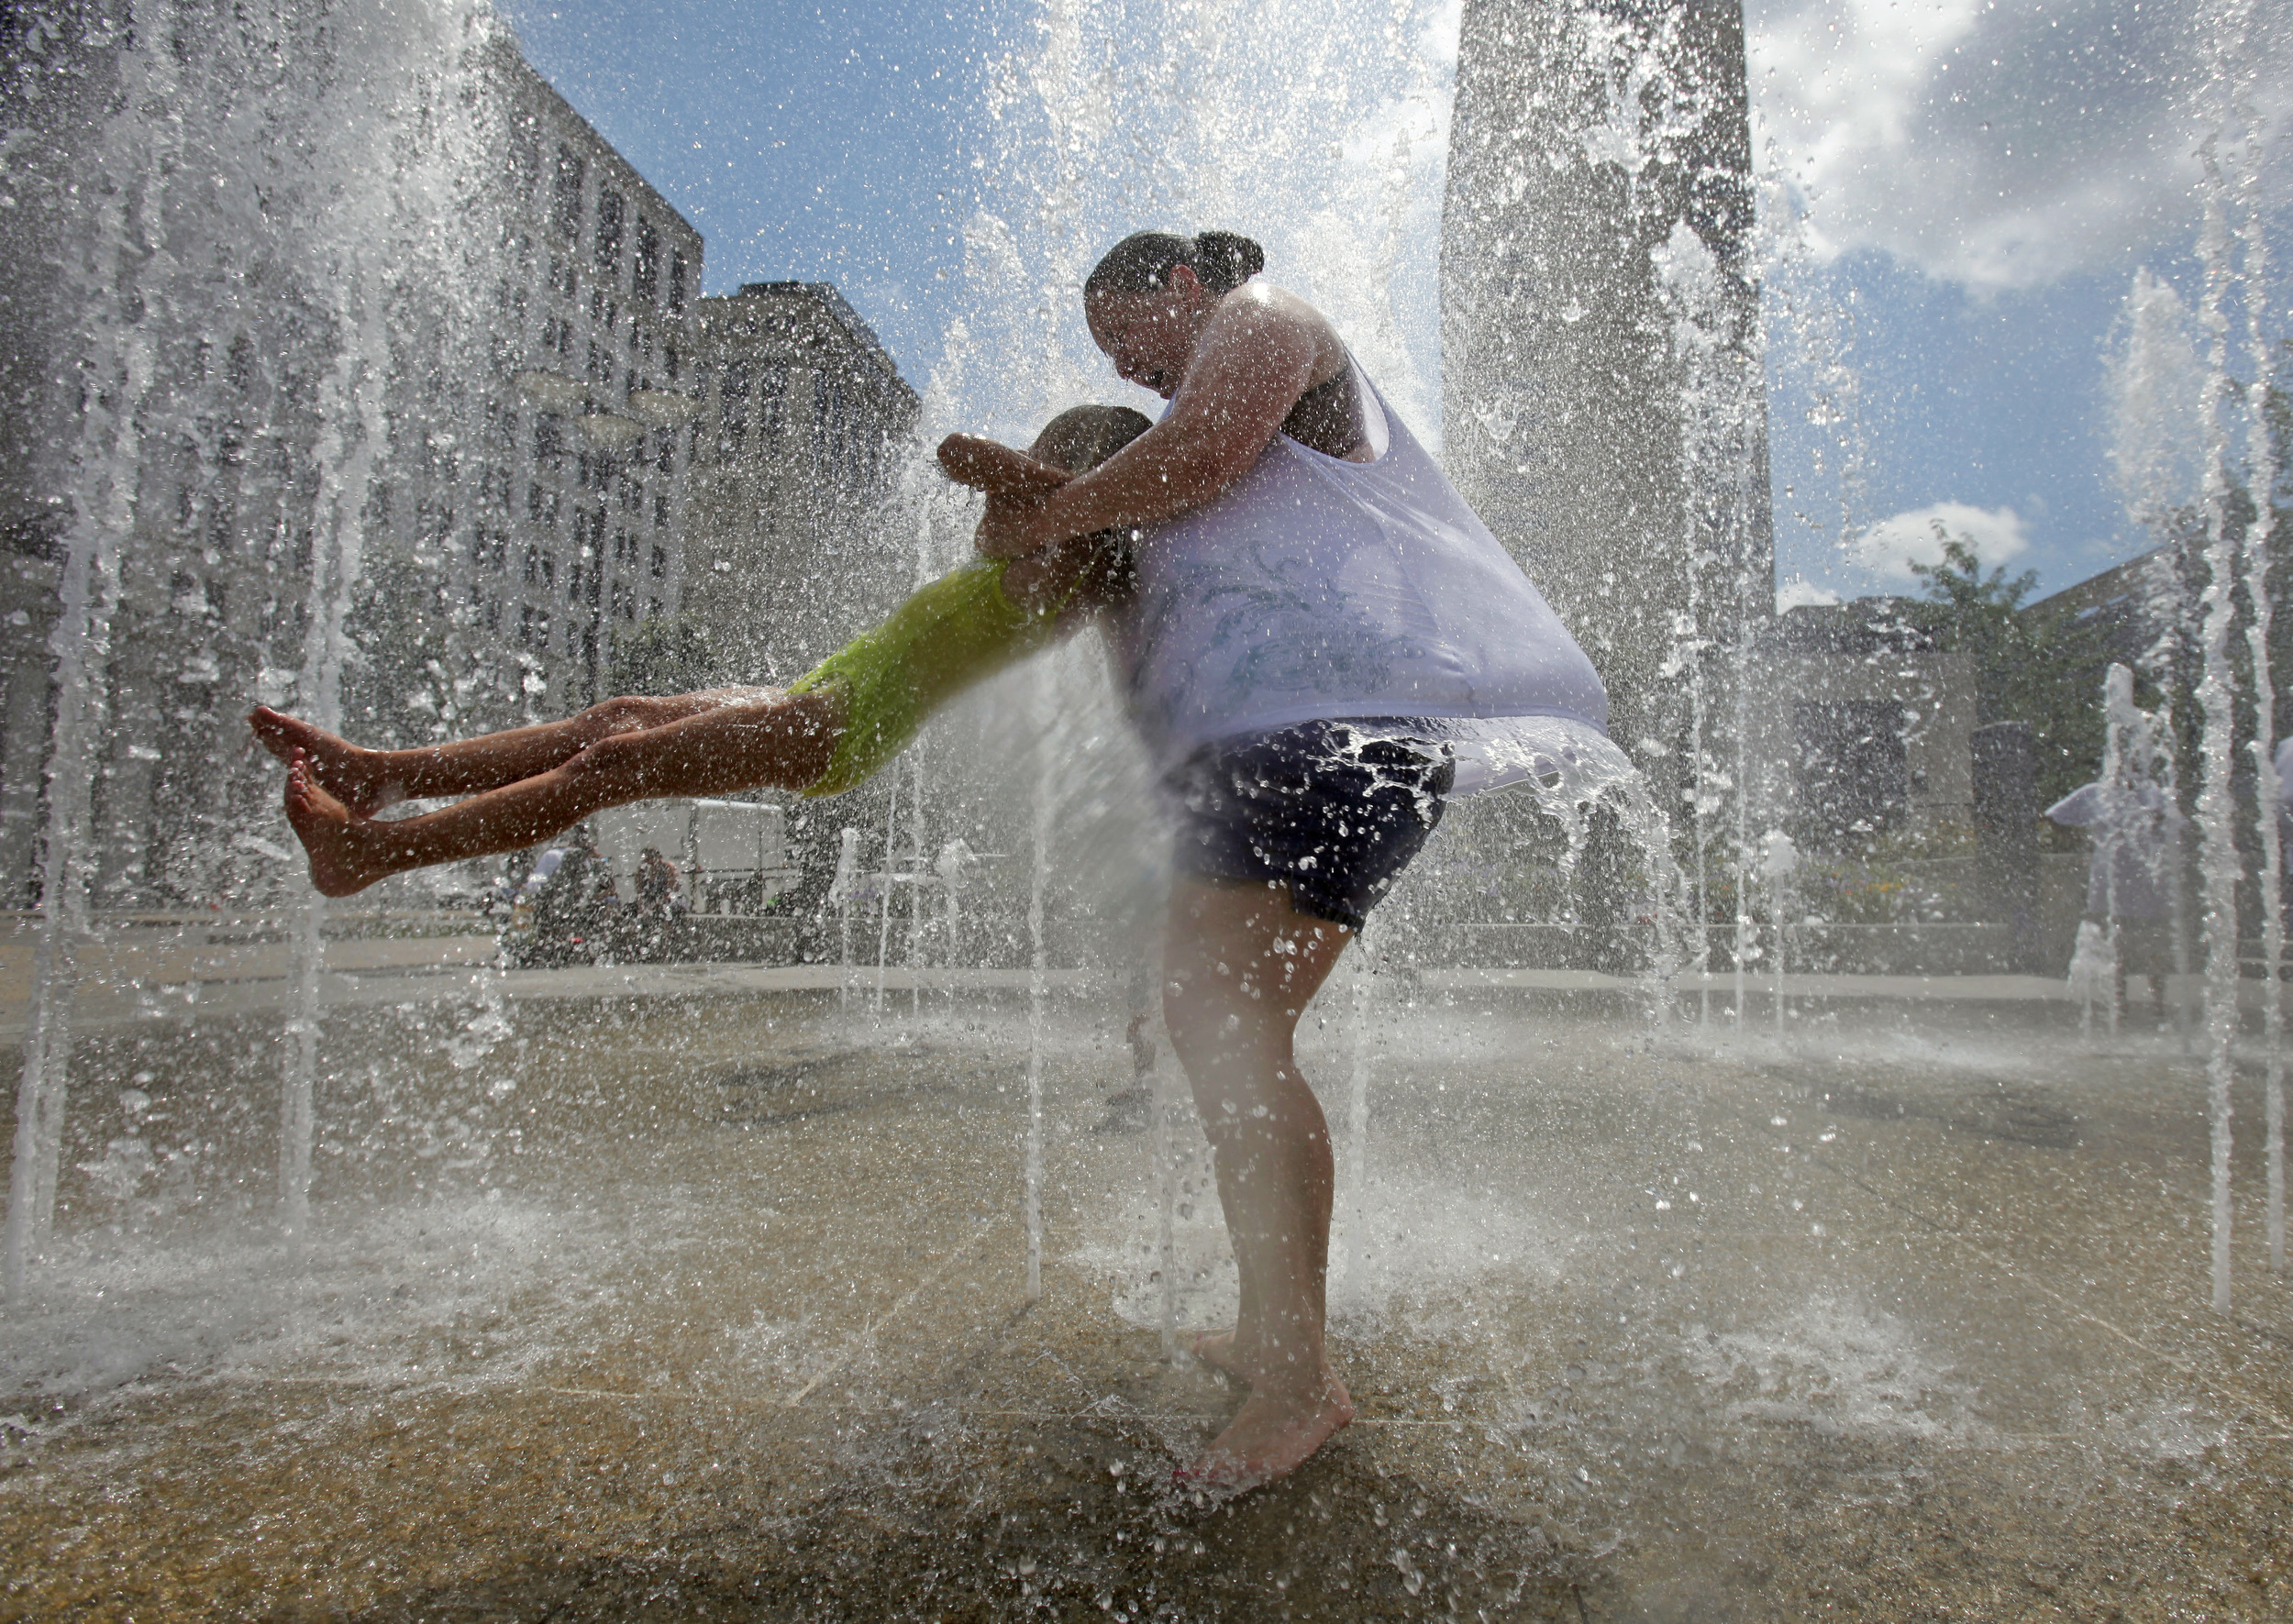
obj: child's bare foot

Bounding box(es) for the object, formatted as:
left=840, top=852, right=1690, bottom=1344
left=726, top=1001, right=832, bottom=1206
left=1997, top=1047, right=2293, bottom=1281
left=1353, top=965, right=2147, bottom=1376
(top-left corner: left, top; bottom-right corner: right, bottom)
left=1179, top=1328, right=1243, bottom=1378
left=283, top=750, right=386, bottom=898
left=249, top=708, right=404, bottom=815
left=1179, top=1375, right=1355, bottom=1496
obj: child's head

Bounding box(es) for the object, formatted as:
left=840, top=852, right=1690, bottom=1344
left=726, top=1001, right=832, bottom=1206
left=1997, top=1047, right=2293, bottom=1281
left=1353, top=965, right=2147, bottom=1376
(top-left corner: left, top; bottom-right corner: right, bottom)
left=1028, top=404, right=1154, bottom=475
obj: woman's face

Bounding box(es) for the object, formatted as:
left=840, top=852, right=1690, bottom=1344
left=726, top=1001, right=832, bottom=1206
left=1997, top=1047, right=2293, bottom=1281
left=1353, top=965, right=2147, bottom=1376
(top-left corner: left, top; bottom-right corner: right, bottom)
left=1085, top=265, right=1214, bottom=399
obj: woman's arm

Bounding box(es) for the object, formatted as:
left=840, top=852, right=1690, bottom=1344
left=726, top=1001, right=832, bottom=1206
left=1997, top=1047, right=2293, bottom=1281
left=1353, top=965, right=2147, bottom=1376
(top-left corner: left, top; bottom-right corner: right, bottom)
left=975, top=287, right=1331, bottom=559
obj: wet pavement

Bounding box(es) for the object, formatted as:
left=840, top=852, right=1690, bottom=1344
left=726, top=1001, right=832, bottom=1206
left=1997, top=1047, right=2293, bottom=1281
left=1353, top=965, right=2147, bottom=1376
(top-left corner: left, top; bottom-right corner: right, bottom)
left=4, top=985, right=2289, bottom=1620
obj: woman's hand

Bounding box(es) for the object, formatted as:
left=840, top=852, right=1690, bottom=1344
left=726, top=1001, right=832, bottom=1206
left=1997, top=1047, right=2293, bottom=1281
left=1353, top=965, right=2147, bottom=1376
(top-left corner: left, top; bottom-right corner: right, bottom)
left=973, top=492, right=1055, bottom=559
left=938, top=432, right=1072, bottom=560
left=938, top=433, right=1070, bottom=496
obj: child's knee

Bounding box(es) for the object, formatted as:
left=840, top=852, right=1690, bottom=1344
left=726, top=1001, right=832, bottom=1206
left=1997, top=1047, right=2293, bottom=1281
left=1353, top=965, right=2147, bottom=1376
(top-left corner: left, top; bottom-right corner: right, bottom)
left=563, top=730, right=648, bottom=790
left=585, top=694, right=675, bottom=734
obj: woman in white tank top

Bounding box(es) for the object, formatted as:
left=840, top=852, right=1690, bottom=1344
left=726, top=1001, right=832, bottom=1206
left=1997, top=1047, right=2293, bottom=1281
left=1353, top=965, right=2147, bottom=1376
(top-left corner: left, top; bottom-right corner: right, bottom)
left=976, top=229, right=1607, bottom=1494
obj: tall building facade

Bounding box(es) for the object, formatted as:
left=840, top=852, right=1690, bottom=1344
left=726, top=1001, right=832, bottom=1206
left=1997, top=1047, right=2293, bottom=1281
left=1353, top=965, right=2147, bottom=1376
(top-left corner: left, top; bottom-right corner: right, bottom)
left=337, top=51, right=704, bottom=754
left=684, top=282, right=922, bottom=686
left=0, top=7, right=910, bottom=912
left=1442, top=0, right=1773, bottom=797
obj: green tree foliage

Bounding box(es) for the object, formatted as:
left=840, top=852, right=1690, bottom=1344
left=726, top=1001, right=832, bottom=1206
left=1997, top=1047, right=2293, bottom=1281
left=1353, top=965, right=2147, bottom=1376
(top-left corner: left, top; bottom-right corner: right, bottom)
left=1902, top=531, right=2116, bottom=806
left=605, top=616, right=720, bottom=698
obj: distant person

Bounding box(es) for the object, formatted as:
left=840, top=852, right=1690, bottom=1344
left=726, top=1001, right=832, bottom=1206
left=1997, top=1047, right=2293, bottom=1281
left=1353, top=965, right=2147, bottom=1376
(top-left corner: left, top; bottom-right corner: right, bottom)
left=634, top=846, right=681, bottom=916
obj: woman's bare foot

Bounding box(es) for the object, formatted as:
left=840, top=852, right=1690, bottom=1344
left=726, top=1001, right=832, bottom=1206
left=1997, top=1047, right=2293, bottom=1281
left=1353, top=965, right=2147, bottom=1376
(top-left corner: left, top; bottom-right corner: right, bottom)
left=283, top=750, right=387, bottom=898
left=249, top=707, right=404, bottom=816
left=1180, top=1375, right=1355, bottom=1496
left=1179, top=1328, right=1243, bottom=1379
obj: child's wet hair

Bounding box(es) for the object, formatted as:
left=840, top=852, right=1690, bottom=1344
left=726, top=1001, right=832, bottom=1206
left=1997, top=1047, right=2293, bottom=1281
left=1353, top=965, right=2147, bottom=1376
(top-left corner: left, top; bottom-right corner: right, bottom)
left=1028, top=404, right=1154, bottom=474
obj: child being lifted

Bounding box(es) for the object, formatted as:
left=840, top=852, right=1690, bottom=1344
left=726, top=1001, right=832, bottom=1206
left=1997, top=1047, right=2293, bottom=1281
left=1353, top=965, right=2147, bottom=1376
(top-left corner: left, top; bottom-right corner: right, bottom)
left=250, top=405, right=1151, bottom=896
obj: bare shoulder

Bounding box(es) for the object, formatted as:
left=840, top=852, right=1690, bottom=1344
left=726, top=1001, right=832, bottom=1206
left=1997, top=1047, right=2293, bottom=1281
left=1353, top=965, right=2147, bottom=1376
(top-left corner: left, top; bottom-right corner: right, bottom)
left=1213, top=282, right=1334, bottom=337
left=1208, top=282, right=1346, bottom=374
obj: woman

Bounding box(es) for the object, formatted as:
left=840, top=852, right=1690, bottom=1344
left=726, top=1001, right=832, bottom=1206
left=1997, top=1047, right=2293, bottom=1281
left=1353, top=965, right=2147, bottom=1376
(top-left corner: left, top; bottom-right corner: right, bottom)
left=969, top=229, right=1606, bottom=1491
left=251, top=404, right=1152, bottom=896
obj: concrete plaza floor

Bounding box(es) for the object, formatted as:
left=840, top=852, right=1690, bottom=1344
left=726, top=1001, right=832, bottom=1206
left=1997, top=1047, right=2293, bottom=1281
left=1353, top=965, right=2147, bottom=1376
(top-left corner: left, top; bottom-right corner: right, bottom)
left=4, top=978, right=2290, bottom=1620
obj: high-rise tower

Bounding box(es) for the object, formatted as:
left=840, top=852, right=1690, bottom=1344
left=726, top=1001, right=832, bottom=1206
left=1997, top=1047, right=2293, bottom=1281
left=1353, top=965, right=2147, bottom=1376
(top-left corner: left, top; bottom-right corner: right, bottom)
left=1443, top=0, right=1773, bottom=808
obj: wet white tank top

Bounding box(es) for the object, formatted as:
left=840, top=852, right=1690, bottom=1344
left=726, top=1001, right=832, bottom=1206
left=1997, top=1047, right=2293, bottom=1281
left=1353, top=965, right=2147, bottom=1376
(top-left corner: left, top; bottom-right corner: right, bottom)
left=1108, top=367, right=1609, bottom=775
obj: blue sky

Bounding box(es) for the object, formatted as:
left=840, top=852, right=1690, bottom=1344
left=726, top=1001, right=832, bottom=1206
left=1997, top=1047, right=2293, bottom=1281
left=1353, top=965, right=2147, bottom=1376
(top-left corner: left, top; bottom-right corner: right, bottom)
left=499, top=0, right=2289, bottom=605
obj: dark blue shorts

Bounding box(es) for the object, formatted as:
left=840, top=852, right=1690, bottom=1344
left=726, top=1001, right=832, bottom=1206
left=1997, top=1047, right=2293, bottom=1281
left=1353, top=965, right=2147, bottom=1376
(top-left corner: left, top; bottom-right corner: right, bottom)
left=1164, top=720, right=1456, bottom=931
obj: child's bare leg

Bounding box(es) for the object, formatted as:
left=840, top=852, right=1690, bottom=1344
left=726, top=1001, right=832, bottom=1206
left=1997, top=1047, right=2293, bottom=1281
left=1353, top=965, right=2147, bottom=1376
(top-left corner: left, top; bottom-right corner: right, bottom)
left=249, top=689, right=772, bottom=816
left=283, top=689, right=838, bottom=897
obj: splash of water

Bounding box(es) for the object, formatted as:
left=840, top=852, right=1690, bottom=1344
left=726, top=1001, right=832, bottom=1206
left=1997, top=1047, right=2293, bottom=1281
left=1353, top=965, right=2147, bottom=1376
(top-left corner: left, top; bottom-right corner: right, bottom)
left=1, top=5, right=168, bottom=1299
left=2231, top=82, right=2286, bottom=1275
left=2188, top=0, right=2278, bottom=1309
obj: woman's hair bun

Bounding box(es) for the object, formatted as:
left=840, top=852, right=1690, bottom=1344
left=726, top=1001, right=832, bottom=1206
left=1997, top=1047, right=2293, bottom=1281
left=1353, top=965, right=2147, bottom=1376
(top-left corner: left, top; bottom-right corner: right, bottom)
left=1085, top=229, right=1266, bottom=299
left=1191, top=231, right=1265, bottom=293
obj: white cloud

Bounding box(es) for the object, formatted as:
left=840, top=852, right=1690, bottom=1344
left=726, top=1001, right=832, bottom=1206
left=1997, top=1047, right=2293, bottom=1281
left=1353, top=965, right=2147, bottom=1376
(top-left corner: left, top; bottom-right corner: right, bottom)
left=1854, top=501, right=2031, bottom=580
left=1748, top=0, right=2292, bottom=291
left=1777, top=578, right=1842, bottom=612
left=1418, top=0, right=1464, bottom=68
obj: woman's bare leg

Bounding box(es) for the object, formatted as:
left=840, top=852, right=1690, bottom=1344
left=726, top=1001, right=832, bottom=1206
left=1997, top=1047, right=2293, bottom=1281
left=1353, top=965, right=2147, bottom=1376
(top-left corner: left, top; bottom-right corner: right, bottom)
left=249, top=688, right=774, bottom=816
left=1161, top=877, right=1356, bottom=1491
left=283, top=688, right=838, bottom=897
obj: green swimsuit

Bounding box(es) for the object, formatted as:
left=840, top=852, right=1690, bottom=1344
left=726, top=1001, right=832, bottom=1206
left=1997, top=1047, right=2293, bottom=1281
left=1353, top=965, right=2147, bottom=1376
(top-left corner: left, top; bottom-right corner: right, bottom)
left=788, top=559, right=1065, bottom=798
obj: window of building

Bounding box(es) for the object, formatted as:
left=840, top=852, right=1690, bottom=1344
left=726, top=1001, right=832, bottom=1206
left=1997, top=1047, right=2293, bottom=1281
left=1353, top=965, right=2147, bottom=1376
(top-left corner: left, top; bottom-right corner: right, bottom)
left=668, top=251, right=687, bottom=313
left=586, top=339, right=613, bottom=389
left=509, top=125, right=541, bottom=197
left=650, top=544, right=667, bottom=580
left=663, top=343, right=679, bottom=382
left=653, top=428, right=675, bottom=477
left=417, top=500, right=454, bottom=549
left=594, top=188, right=624, bottom=281
left=654, top=489, right=670, bottom=529
left=535, top=413, right=563, bottom=463
left=648, top=598, right=663, bottom=622
left=551, top=146, right=584, bottom=239
left=633, top=217, right=659, bottom=303
left=719, top=360, right=750, bottom=456
left=758, top=369, right=789, bottom=439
